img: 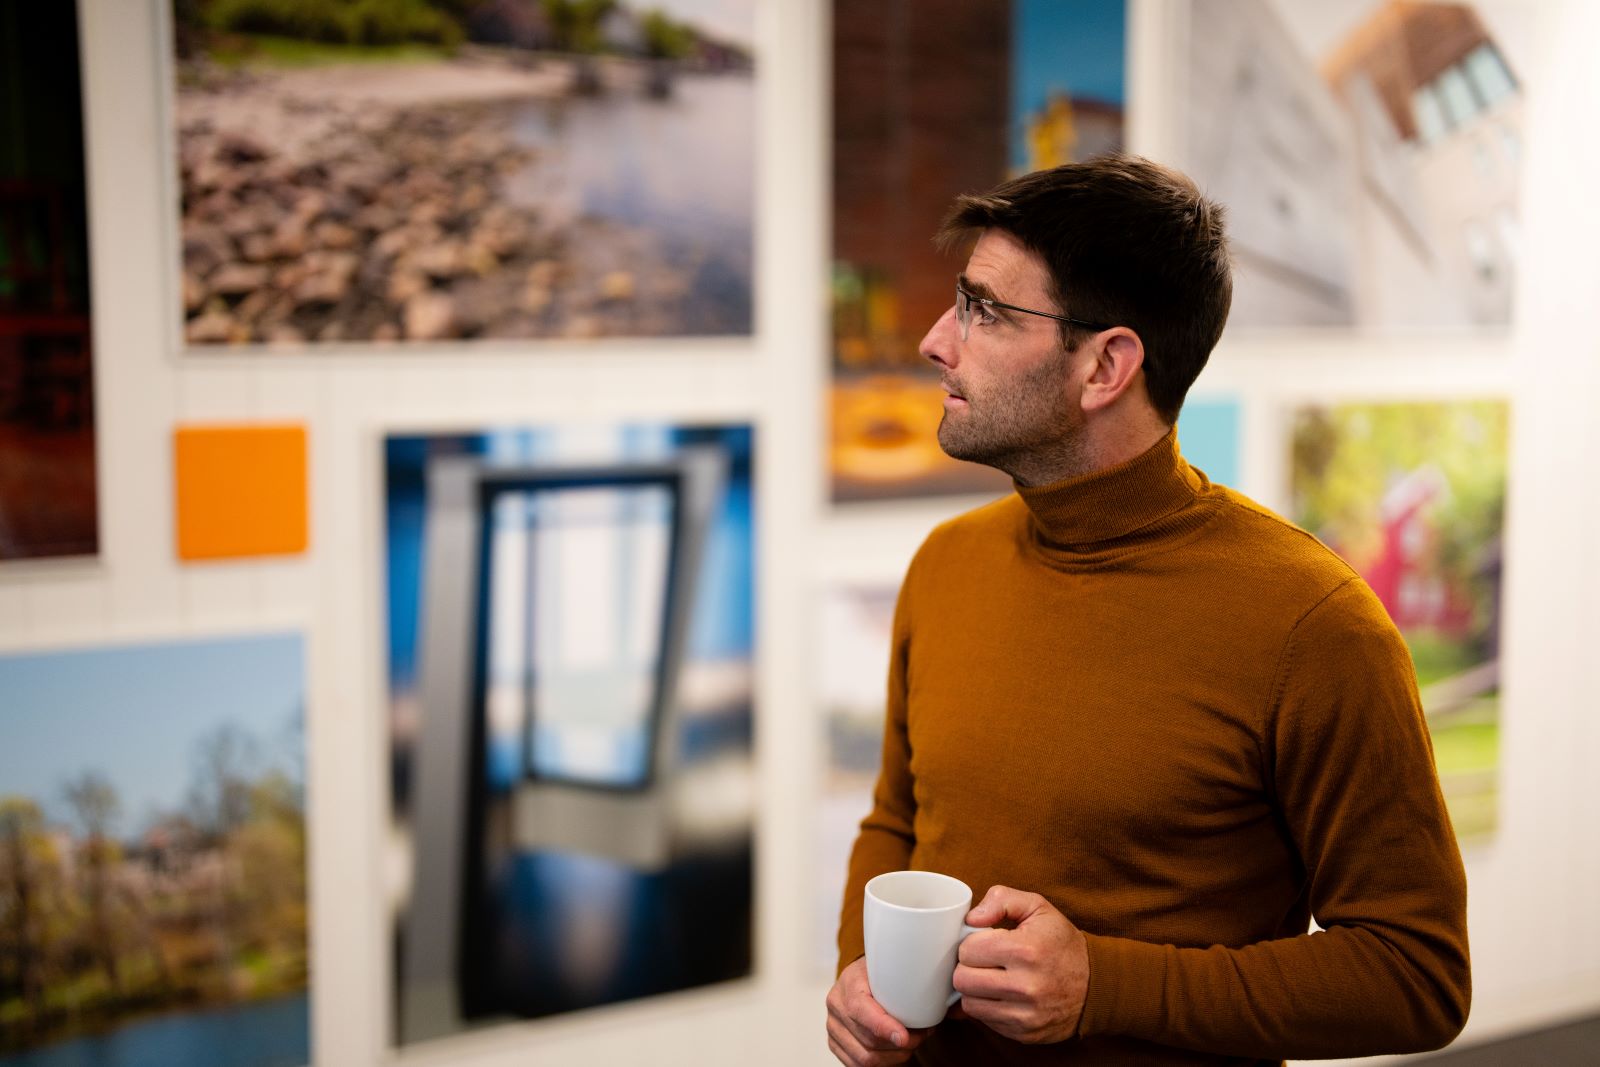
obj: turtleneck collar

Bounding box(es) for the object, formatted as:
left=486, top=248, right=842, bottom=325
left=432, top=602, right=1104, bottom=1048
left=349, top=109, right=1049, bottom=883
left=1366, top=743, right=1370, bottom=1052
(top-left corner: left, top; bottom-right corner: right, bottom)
left=1014, top=427, right=1210, bottom=552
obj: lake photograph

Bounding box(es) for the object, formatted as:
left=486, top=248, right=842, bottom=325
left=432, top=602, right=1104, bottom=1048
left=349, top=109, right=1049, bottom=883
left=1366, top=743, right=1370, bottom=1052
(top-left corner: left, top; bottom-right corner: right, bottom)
left=169, top=0, right=756, bottom=346
left=0, top=634, right=308, bottom=1067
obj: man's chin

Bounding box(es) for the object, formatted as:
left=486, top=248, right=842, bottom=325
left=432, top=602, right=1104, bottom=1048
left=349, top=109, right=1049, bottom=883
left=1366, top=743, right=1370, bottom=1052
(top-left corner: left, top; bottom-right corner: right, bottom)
left=936, top=421, right=988, bottom=465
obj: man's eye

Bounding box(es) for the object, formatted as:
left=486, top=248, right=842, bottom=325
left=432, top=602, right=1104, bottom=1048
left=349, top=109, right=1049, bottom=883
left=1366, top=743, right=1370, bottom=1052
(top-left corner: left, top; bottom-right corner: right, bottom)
left=975, top=304, right=999, bottom=326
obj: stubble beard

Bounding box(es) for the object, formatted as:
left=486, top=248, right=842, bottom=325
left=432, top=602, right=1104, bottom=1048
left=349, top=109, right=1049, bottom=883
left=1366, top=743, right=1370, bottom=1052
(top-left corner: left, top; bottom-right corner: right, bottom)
left=936, top=347, right=1087, bottom=485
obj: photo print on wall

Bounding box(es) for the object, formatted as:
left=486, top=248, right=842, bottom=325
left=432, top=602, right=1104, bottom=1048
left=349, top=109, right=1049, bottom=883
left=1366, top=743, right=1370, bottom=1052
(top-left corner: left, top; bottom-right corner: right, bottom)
left=169, top=1, right=755, bottom=346
left=0, top=4, right=98, bottom=561
left=384, top=422, right=754, bottom=1045
left=0, top=633, right=309, bottom=1067
left=1184, top=0, right=1528, bottom=330
left=1174, top=397, right=1242, bottom=491
left=1290, top=399, right=1508, bottom=840
left=814, top=583, right=897, bottom=975
left=830, top=0, right=1128, bottom=501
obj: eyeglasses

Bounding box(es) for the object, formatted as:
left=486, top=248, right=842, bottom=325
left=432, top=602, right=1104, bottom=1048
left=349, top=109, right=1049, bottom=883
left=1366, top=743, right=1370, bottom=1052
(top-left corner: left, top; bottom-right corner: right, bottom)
left=955, top=282, right=1114, bottom=342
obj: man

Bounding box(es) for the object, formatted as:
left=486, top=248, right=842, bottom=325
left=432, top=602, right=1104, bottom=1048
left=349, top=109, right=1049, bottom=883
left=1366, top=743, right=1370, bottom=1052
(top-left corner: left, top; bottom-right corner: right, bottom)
left=826, top=156, right=1470, bottom=1067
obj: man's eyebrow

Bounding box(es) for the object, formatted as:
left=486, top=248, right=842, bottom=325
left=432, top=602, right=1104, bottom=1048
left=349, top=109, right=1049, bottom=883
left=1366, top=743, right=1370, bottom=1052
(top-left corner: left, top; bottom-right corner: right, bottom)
left=957, top=273, right=1015, bottom=318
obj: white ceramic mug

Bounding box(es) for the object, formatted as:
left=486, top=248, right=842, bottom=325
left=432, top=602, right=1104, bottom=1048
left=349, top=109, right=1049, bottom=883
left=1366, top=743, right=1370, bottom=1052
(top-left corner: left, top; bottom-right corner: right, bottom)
left=864, top=870, right=980, bottom=1029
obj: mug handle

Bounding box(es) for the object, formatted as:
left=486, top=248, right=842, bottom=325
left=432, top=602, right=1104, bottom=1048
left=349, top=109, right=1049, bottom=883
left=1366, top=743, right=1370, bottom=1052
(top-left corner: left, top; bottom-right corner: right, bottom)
left=945, top=923, right=981, bottom=1008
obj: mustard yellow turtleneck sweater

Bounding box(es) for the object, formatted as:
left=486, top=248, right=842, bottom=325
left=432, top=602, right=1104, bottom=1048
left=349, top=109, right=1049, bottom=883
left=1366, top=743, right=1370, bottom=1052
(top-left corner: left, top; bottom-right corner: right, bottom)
left=836, top=429, right=1470, bottom=1066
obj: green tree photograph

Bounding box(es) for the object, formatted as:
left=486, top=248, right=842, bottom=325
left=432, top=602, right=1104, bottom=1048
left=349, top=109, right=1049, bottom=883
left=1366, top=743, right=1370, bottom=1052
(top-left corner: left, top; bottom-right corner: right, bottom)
left=1292, top=400, right=1508, bottom=839
left=0, top=634, right=307, bottom=1067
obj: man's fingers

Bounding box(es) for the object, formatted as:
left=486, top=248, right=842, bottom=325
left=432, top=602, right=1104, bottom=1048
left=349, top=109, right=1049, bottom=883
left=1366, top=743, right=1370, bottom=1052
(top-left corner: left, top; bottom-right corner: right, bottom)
left=957, top=927, right=1022, bottom=968
left=967, top=884, right=1046, bottom=928
left=827, top=1015, right=872, bottom=1065
left=842, top=972, right=913, bottom=1049
left=830, top=991, right=905, bottom=1052
left=952, top=961, right=1019, bottom=1000
left=958, top=992, right=1023, bottom=1027
left=829, top=1029, right=887, bottom=1067
left=827, top=958, right=927, bottom=1064
left=829, top=968, right=909, bottom=1059
left=828, top=1016, right=912, bottom=1067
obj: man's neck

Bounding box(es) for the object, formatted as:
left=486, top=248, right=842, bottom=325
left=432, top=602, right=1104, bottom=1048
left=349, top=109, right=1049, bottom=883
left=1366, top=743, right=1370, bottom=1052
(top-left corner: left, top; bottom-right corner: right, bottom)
left=1007, top=420, right=1171, bottom=488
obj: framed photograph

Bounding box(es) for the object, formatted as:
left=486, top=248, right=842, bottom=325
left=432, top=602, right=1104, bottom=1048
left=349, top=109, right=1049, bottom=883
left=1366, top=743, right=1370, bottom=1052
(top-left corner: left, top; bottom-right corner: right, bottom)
left=813, top=583, right=896, bottom=975
left=0, top=3, right=98, bottom=561
left=165, top=1, right=756, bottom=348
left=1176, top=397, right=1242, bottom=490
left=0, top=632, right=309, bottom=1067
left=383, top=421, right=754, bottom=1045
left=1183, top=0, right=1530, bottom=331
left=830, top=0, right=1129, bottom=501
left=1290, top=399, right=1508, bottom=839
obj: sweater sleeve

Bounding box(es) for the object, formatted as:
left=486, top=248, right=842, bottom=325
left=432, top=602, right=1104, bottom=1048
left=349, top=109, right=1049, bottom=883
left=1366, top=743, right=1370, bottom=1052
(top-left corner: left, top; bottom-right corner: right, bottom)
left=835, top=559, right=920, bottom=976
left=1075, top=578, right=1472, bottom=1058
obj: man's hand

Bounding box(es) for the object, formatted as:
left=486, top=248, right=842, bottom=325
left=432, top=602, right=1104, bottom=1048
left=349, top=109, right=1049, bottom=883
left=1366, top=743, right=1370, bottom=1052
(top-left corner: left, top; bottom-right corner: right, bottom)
left=952, top=885, right=1089, bottom=1044
left=826, top=956, right=929, bottom=1066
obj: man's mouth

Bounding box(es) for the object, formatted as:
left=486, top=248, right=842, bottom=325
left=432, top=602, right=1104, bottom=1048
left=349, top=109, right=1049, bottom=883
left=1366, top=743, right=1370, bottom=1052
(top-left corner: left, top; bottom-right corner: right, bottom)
left=942, top=380, right=966, bottom=402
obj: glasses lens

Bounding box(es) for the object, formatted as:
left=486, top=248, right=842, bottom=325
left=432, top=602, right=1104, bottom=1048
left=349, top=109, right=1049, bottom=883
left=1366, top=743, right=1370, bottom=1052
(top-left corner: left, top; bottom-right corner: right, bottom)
left=955, top=286, right=969, bottom=341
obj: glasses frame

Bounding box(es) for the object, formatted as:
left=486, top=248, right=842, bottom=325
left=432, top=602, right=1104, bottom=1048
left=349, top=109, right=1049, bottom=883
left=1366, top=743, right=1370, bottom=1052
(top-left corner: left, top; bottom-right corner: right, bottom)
left=955, top=282, right=1114, bottom=341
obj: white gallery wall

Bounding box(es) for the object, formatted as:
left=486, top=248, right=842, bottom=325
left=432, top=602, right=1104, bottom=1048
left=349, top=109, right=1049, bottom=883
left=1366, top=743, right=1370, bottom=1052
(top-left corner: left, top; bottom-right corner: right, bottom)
left=0, top=0, right=1594, bottom=1065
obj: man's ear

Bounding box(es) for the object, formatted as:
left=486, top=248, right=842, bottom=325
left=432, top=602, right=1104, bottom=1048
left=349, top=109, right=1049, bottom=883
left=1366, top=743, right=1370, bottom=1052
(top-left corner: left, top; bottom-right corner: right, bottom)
left=1079, top=327, right=1145, bottom=413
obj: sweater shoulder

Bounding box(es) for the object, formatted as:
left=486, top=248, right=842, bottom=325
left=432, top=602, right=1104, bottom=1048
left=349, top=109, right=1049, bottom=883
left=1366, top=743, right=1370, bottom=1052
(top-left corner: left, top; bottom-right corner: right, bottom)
left=1209, top=485, right=1353, bottom=571
left=912, top=492, right=1026, bottom=556
left=1189, top=485, right=1368, bottom=616
left=896, top=493, right=1026, bottom=592
left=1195, top=491, right=1413, bottom=719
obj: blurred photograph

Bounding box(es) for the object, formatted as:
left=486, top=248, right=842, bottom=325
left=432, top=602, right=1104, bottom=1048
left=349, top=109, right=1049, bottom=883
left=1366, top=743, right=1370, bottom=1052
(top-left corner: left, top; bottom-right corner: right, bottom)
left=1291, top=400, right=1508, bottom=839
left=814, top=584, right=895, bottom=976
left=0, top=4, right=98, bottom=561
left=1185, top=0, right=1527, bottom=330
left=1175, top=398, right=1242, bottom=491
left=0, top=634, right=308, bottom=1067
left=384, top=422, right=754, bottom=1044
left=169, top=0, right=755, bottom=346
left=830, top=0, right=1128, bottom=501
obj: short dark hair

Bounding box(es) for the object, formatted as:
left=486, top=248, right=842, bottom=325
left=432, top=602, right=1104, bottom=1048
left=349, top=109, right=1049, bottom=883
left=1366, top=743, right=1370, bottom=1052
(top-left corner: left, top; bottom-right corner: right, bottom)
left=937, top=155, right=1232, bottom=425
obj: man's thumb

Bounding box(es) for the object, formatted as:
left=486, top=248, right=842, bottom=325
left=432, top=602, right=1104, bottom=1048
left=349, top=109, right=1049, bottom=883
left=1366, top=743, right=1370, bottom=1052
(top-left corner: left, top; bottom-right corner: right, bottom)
left=968, top=884, right=1033, bottom=926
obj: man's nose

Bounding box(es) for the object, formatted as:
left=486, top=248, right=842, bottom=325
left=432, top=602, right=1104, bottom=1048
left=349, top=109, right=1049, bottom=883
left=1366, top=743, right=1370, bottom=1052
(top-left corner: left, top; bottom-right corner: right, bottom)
left=920, top=304, right=960, bottom=370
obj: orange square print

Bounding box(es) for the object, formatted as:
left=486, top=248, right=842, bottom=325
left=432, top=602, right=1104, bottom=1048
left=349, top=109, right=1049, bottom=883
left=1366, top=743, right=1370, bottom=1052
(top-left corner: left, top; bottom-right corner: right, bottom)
left=175, top=424, right=308, bottom=561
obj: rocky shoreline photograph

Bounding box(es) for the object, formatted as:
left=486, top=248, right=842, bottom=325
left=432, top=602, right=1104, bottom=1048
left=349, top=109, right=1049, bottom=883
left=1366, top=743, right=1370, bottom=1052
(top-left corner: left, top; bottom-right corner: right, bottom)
left=170, top=1, right=756, bottom=347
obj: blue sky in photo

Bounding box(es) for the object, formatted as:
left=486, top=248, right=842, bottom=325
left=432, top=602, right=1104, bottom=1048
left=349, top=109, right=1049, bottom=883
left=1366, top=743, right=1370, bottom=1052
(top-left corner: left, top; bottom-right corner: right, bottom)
left=1010, top=0, right=1127, bottom=169
left=0, top=633, right=304, bottom=838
